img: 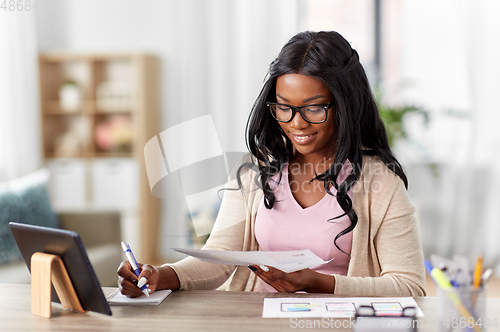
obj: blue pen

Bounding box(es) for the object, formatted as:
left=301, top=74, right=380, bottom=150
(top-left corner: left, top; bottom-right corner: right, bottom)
left=424, top=261, right=433, bottom=277
left=121, top=241, right=150, bottom=297
left=426, top=260, right=460, bottom=287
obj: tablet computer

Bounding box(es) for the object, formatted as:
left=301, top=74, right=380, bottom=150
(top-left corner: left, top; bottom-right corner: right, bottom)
left=9, top=222, right=112, bottom=316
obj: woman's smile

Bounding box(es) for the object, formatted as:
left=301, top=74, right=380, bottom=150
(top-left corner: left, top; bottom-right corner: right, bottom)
left=291, top=132, right=318, bottom=145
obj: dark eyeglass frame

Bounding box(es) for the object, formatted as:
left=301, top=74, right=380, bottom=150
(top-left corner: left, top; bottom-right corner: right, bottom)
left=266, top=101, right=333, bottom=124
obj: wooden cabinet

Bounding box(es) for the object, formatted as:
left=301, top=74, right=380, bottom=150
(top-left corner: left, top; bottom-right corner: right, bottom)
left=38, top=53, right=162, bottom=263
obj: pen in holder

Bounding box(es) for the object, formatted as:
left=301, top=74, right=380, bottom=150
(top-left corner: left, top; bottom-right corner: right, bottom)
left=426, top=257, right=489, bottom=332
left=437, top=286, right=486, bottom=332
left=354, top=304, right=417, bottom=332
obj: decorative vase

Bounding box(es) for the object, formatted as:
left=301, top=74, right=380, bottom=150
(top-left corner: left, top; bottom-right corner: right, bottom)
left=59, top=81, right=82, bottom=112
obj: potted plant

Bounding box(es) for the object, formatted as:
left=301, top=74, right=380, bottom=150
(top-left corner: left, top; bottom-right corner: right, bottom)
left=374, top=87, right=439, bottom=177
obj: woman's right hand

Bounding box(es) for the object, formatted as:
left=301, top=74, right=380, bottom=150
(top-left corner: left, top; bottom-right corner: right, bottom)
left=117, top=261, right=159, bottom=298
left=117, top=262, right=180, bottom=298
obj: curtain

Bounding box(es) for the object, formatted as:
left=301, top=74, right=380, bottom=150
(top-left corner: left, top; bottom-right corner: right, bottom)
left=160, top=0, right=302, bottom=254
left=0, top=10, right=41, bottom=181
left=397, top=0, right=500, bottom=270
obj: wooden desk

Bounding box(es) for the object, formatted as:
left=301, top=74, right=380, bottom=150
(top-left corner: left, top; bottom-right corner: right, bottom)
left=1, top=284, right=499, bottom=331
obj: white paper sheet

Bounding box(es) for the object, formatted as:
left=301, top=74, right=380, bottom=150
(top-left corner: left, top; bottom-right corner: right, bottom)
left=262, top=297, right=424, bottom=318
left=107, top=289, right=172, bottom=305
left=172, top=248, right=331, bottom=273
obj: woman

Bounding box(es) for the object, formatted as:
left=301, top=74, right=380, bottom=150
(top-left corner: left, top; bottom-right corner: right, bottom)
left=118, top=31, right=426, bottom=297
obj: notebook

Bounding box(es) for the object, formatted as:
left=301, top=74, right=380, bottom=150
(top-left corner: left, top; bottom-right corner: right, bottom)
left=107, top=289, right=172, bottom=305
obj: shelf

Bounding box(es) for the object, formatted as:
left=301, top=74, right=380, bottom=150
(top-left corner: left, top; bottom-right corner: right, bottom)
left=45, top=152, right=133, bottom=159
left=93, top=110, right=133, bottom=115
left=42, top=100, right=94, bottom=115
left=45, top=153, right=86, bottom=159
left=93, top=152, right=133, bottom=158
left=39, top=52, right=162, bottom=263
left=40, top=53, right=137, bottom=62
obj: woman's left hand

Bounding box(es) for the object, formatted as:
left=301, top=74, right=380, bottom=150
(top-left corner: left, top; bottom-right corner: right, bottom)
left=248, top=265, right=335, bottom=293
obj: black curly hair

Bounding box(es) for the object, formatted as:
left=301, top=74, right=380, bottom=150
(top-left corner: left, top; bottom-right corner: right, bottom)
left=245, top=31, right=407, bottom=254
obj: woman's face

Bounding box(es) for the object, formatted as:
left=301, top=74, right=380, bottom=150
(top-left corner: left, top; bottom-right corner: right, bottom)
left=275, top=73, right=335, bottom=158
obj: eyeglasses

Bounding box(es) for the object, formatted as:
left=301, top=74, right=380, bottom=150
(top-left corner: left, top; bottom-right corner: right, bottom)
left=266, top=102, right=332, bottom=124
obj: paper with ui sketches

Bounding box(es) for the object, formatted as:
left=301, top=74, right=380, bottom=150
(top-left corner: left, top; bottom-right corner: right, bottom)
left=173, top=248, right=331, bottom=273
left=262, top=297, right=424, bottom=318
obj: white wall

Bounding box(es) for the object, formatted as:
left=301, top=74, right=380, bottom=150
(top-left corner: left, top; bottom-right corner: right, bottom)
left=395, top=0, right=500, bottom=269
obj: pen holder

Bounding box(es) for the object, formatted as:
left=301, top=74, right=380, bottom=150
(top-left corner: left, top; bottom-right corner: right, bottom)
left=437, top=286, right=486, bottom=332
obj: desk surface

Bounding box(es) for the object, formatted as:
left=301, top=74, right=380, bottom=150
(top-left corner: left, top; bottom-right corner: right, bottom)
left=1, top=284, right=499, bottom=331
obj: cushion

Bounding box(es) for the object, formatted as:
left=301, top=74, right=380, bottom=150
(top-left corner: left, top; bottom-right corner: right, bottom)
left=0, top=169, right=58, bottom=265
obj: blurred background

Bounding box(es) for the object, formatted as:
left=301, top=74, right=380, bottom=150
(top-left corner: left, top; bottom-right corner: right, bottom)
left=1, top=0, right=500, bottom=288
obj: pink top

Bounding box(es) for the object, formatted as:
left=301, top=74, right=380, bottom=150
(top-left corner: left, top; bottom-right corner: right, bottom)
left=254, top=162, right=353, bottom=292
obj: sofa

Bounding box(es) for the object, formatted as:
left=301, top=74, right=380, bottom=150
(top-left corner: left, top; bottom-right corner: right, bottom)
left=0, top=169, right=122, bottom=287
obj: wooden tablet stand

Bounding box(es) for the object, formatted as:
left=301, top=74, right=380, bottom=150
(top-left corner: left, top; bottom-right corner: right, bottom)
left=30, top=252, right=88, bottom=318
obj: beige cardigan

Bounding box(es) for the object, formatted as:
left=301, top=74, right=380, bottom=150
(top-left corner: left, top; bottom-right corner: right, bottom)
left=166, top=155, right=426, bottom=296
